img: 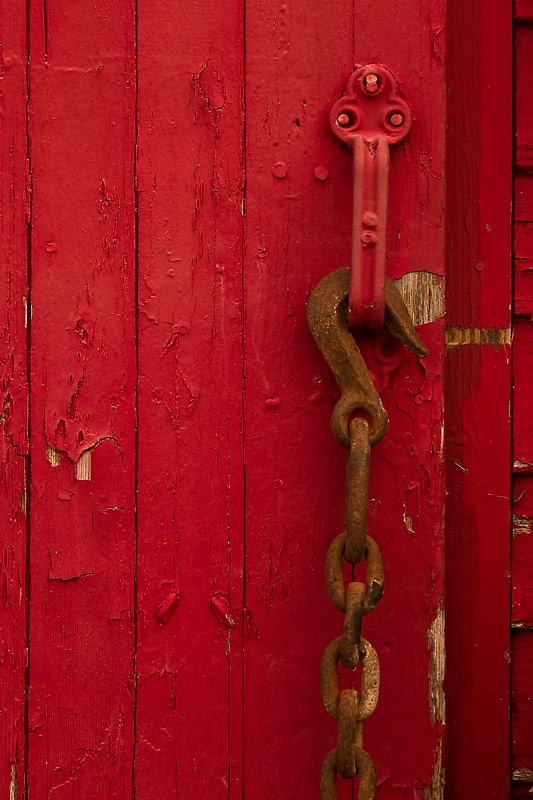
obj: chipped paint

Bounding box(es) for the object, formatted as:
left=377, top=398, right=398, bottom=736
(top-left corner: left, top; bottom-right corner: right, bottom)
left=512, top=767, right=533, bottom=782
left=446, top=327, right=511, bottom=348
left=395, top=271, right=445, bottom=326
left=427, top=606, right=445, bottom=726
left=9, top=764, right=18, bottom=800
left=515, top=459, right=533, bottom=470
left=46, top=445, right=61, bottom=467
left=422, top=737, right=444, bottom=800
left=75, top=450, right=91, bottom=481
left=513, top=513, right=532, bottom=538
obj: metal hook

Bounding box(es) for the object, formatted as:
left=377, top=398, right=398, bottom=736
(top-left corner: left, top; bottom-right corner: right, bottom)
left=307, top=267, right=427, bottom=448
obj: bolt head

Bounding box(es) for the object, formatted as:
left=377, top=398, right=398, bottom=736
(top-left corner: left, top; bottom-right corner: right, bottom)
left=337, top=113, right=351, bottom=127
left=364, top=73, right=379, bottom=94
left=390, top=113, right=404, bottom=127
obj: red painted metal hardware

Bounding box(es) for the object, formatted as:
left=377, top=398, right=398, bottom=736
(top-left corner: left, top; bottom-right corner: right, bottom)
left=329, top=65, right=411, bottom=332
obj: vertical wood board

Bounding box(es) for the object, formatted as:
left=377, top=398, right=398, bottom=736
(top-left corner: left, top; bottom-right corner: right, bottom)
left=135, top=0, right=245, bottom=796
left=243, top=0, right=446, bottom=795
left=445, top=0, right=512, bottom=797
left=27, top=1, right=137, bottom=796
left=0, top=4, right=28, bottom=797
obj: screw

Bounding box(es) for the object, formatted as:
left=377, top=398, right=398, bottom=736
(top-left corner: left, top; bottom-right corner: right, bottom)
left=364, top=73, right=379, bottom=94
left=337, top=113, right=351, bottom=127
left=390, top=113, right=404, bottom=127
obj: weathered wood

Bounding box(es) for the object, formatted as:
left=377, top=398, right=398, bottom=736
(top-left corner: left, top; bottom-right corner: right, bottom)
left=516, top=0, right=533, bottom=22
left=135, top=1, right=245, bottom=795
left=27, top=1, right=137, bottom=795
left=243, top=0, right=445, bottom=796
left=0, top=4, right=28, bottom=796
left=513, top=321, right=533, bottom=471
left=513, top=476, right=533, bottom=627
left=445, top=0, right=512, bottom=797
left=516, top=25, right=533, bottom=172
left=515, top=175, right=533, bottom=318
left=513, top=631, right=533, bottom=791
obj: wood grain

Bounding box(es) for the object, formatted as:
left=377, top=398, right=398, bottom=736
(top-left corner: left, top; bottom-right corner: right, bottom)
left=243, top=0, right=445, bottom=796
left=0, top=4, right=28, bottom=796
left=445, top=0, right=512, bottom=797
left=27, top=1, right=137, bottom=795
left=135, top=1, right=245, bottom=795
left=516, top=25, right=533, bottom=172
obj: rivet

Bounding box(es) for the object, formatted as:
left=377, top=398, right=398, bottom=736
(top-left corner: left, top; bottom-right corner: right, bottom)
left=272, top=162, right=288, bottom=179
left=369, top=498, right=379, bottom=509
left=314, top=166, right=329, bottom=181
left=264, top=397, right=280, bottom=411
left=474, top=261, right=485, bottom=273
left=414, top=394, right=424, bottom=405
left=390, top=113, right=404, bottom=127
left=364, top=73, right=379, bottom=94
left=337, top=113, right=351, bottom=127
left=362, top=212, right=378, bottom=228
left=361, top=231, right=378, bottom=246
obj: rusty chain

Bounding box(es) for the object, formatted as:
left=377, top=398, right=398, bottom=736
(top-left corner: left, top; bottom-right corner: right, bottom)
left=307, top=267, right=427, bottom=800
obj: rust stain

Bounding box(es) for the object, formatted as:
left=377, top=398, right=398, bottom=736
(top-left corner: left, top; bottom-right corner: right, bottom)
left=427, top=606, right=445, bottom=726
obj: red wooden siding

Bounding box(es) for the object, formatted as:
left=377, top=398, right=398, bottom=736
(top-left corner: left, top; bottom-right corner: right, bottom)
left=445, top=0, right=512, bottom=797
left=512, top=18, right=533, bottom=795
left=0, top=3, right=28, bottom=796
left=244, top=0, right=445, bottom=796
left=27, top=2, right=137, bottom=795
left=135, top=1, right=245, bottom=795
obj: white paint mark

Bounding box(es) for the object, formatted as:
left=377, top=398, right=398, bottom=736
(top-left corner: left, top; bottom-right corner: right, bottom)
left=515, top=459, right=533, bottom=470
left=46, top=445, right=61, bottom=467
left=76, top=451, right=92, bottom=481
left=427, top=606, right=445, bottom=726
left=395, top=271, right=445, bottom=326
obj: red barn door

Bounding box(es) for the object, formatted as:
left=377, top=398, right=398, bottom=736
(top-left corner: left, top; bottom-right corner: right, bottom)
left=0, top=0, right=514, bottom=798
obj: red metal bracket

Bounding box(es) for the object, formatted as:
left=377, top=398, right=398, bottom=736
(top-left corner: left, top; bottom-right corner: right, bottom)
left=330, top=65, right=411, bottom=332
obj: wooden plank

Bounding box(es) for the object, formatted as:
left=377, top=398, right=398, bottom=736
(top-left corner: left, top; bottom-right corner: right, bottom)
left=514, top=321, right=533, bottom=471
left=135, top=3, right=245, bottom=796
left=515, top=175, right=533, bottom=317
left=513, top=632, right=533, bottom=781
left=445, top=0, right=512, bottom=797
left=243, top=0, right=446, bottom=797
left=513, top=475, right=533, bottom=628
left=0, top=4, right=28, bottom=796
left=27, top=2, right=137, bottom=796
left=516, top=25, right=533, bottom=172
left=516, top=0, right=533, bottom=22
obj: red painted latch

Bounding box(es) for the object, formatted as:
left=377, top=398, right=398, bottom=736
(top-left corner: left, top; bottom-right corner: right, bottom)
left=330, top=65, right=411, bottom=332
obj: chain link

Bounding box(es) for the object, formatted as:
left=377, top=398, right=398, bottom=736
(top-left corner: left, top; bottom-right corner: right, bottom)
left=308, top=264, right=426, bottom=799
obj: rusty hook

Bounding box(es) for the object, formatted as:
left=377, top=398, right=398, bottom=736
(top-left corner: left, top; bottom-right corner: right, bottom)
left=307, top=267, right=427, bottom=448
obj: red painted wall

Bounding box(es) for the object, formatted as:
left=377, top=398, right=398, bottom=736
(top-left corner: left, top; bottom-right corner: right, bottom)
left=4, top=0, right=521, bottom=797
